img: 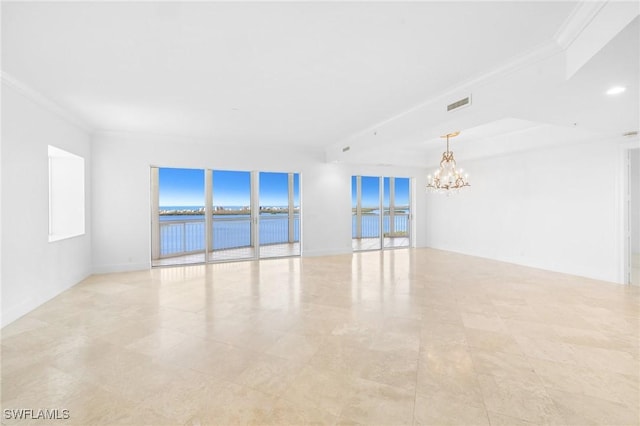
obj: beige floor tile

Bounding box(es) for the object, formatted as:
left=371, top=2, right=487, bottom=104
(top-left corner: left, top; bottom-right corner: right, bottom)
left=486, top=411, right=537, bottom=426
left=513, top=335, right=578, bottom=364
left=137, top=369, right=229, bottom=424
left=416, top=366, right=485, bottom=409
left=219, top=328, right=288, bottom=353
left=491, top=301, right=541, bottom=322
left=68, top=346, right=154, bottom=386
left=0, top=317, right=50, bottom=339
left=551, top=323, right=634, bottom=351
left=547, top=388, right=640, bottom=426
left=124, top=327, right=194, bottom=357
left=372, top=329, right=421, bottom=353
left=2, top=364, right=79, bottom=403
left=469, top=348, right=537, bottom=382
left=528, top=357, right=640, bottom=409
left=461, top=312, right=508, bottom=333
left=234, top=352, right=307, bottom=397
left=186, top=383, right=278, bottom=425
left=308, top=336, right=370, bottom=377
left=106, top=403, right=177, bottom=425
left=503, top=318, right=562, bottom=340
left=464, top=328, right=523, bottom=355
left=96, top=320, right=165, bottom=346
left=173, top=340, right=261, bottom=382
left=419, top=343, right=475, bottom=377
left=350, top=347, right=419, bottom=391
left=416, top=344, right=484, bottom=408
left=279, top=365, right=360, bottom=417
left=568, top=343, right=639, bottom=376
left=420, top=323, right=469, bottom=349
left=0, top=342, right=51, bottom=373
left=77, top=280, right=136, bottom=295
left=1, top=322, right=72, bottom=352
left=2, top=248, right=639, bottom=426
left=339, top=379, right=415, bottom=425
left=420, top=305, right=464, bottom=326
left=477, top=373, right=564, bottom=425
left=265, top=332, right=326, bottom=363
left=266, top=397, right=338, bottom=425
left=49, top=336, right=122, bottom=374
left=414, top=393, right=490, bottom=426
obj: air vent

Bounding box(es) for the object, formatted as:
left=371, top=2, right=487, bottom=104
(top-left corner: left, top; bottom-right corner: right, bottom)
left=342, top=146, right=351, bottom=152
left=447, top=95, right=472, bottom=112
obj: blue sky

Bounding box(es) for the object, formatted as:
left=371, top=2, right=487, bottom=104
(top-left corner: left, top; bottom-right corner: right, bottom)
left=159, top=168, right=407, bottom=208
left=158, top=168, right=300, bottom=207
left=259, top=172, right=300, bottom=206
left=159, top=168, right=204, bottom=206
left=213, top=170, right=251, bottom=206
left=351, top=176, right=410, bottom=207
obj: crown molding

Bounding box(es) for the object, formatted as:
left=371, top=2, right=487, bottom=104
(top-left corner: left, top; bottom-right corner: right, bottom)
left=554, top=1, right=608, bottom=50
left=1, top=71, right=93, bottom=133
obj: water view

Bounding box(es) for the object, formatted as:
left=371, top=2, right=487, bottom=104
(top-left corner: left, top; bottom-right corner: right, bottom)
left=155, top=169, right=301, bottom=260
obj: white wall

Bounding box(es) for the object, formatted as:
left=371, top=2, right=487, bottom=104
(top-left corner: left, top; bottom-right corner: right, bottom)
left=91, top=132, right=426, bottom=273
left=1, top=82, right=92, bottom=327
left=425, top=139, right=624, bottom=283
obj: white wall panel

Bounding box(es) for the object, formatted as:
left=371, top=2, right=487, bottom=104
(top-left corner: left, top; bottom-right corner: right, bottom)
left=1, top=82, right=92, bottom=327
left=425, top=140, right=623, bottom=283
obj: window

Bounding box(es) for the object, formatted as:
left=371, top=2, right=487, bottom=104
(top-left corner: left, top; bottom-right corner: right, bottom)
left=48, top=145, right=85, bottom=242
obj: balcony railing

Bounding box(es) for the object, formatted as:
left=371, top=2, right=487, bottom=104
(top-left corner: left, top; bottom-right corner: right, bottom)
left=159, top=219, right=205, bottom=257
left=159, top=215, right=300, bottom=258
left=351, top=212, right=409, bottom=239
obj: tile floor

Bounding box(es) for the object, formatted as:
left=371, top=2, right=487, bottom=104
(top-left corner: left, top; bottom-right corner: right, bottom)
left=1, top=248, right=639, bottom=425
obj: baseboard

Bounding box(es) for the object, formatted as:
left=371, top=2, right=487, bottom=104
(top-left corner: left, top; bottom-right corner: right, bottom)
left=92, top=262, right=151, bottom=274
left=302, top=248, right=353, bottom=257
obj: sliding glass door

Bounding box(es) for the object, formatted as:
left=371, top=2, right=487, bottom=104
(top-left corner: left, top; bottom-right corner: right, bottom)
left=383, top=177, right=410, bottom=249
left=352, top=175, right=411, bottom=252
left=151, top=167, right=301, bottom=265
left=211, top=170, right=254, bottom=261
left=259, top=172, right=300, bottom=258
left=352, top=176, right=382, bottom=251
left=151, top=167, right=206, bottom=266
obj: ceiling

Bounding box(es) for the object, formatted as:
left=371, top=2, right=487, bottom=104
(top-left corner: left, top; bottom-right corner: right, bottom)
left=2, top=1, right=638, bottom=164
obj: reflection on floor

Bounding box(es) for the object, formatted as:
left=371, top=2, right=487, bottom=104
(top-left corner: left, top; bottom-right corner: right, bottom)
left=152, top=242, right=301, bottom=266
left=2, top=249, right=638, bottom=425
left=352, top=237, right=410, bottom=251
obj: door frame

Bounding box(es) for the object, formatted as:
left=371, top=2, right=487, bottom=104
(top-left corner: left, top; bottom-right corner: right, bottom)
left=618, top=139, right=640, bottom=284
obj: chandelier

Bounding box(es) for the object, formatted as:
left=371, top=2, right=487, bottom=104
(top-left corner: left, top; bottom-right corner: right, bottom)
left=426, top=131, right=470, bottom=193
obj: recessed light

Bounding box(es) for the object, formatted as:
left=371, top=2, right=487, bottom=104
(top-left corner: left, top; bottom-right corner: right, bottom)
left=606, top=86, right=626, bottom=95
